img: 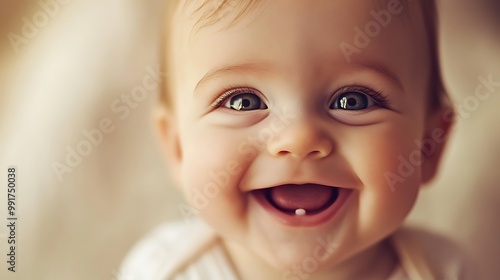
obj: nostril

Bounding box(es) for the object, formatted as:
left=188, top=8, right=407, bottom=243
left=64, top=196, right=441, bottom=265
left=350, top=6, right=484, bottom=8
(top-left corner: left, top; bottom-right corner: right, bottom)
left=267, top=130, right=333, bottom=159
left=276, top=151, right=291, bottom=157
left=275, top=149, right=325, bottom=159
left=309, top=150, right=323, bottom=158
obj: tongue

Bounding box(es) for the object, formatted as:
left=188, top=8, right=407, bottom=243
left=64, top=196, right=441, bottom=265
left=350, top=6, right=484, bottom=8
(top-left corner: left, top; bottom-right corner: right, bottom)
left=268, top=184, right=338, bottom=212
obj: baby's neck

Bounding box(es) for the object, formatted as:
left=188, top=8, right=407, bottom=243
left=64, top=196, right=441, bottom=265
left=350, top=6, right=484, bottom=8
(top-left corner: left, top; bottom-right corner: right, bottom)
left=222, top=238, right=398, bottom=280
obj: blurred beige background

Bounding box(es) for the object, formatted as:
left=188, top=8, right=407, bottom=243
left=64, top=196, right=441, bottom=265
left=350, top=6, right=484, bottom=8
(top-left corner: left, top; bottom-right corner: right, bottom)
left=0, top=0, right=499, bottom=279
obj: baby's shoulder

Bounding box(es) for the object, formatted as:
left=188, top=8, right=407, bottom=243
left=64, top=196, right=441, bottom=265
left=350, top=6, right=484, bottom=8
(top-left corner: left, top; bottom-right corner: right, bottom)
left=118, top=220, right=227, bottom=280
left=393, top=226, right=478, bottom=280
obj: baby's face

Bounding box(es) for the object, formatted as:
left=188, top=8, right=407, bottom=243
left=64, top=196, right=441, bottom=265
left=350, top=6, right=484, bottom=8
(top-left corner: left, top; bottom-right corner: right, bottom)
left=162, top=0, right=445, bottom=276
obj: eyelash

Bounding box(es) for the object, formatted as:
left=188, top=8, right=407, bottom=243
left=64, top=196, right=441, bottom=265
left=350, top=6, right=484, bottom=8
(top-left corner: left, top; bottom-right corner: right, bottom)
left=335, top=85, right=390, bottom=109
left=210, top=86, right=260, bottom=108
left=209, top=85, right=390, bottom=109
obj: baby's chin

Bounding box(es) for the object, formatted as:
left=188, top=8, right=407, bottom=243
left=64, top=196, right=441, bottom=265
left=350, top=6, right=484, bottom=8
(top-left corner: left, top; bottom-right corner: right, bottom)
left=242, top=213, right=348, bottom=273
left=248, top=238, right=350, bottom=279
left=263, top=240, right=335, bottom=270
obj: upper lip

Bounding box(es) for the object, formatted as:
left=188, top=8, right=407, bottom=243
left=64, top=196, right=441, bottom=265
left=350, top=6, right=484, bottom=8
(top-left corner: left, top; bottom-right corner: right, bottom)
left=245, top=181, right=347, bottom=193
left=239, top=162, right=360, bottom=192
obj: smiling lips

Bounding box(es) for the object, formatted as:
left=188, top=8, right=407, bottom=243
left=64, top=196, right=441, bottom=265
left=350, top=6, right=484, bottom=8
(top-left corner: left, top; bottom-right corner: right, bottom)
left=265, top=184, right=339, bottom=214
left=252, top=183, right=349, bottom=226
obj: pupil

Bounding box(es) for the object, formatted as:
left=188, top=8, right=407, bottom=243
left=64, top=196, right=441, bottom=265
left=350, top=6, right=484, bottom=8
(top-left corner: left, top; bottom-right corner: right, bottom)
left=242, top=99, right=251, bottom=108
left=347, top=98, right=357, bottom=106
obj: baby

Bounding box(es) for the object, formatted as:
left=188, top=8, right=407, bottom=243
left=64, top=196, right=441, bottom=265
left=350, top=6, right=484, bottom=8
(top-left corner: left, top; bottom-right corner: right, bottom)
left=120, top=0, right=476, bottom=279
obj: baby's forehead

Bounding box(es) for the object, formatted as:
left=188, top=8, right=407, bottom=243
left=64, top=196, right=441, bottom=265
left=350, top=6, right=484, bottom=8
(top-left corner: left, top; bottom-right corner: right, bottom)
left=175, top=0, right=419, bottom=32
left=172, top=0, right=429, bottom=62
left=168, top=0, right=432, bottom=99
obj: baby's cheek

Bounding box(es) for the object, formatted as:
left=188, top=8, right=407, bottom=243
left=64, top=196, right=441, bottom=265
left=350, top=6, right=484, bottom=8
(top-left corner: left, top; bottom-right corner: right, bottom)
left=352, top=124, right=422, bottom=225
left=355, top=120, right=423, bottom=188
left=371, top=137, right=421, bottom=191
left=179, top=132, right=253, bottom=232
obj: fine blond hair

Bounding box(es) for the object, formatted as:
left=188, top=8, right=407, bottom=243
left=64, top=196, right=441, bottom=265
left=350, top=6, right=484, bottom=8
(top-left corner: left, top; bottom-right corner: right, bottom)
left=161, top=0, right=446, bottom=112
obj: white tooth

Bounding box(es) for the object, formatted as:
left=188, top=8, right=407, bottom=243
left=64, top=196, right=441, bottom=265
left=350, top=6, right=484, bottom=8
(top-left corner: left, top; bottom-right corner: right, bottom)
left=295, top=208, right=306, bottom=216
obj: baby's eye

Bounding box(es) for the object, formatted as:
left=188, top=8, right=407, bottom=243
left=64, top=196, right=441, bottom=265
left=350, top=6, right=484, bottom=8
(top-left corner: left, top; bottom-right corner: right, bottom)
left=223, top=93, right=268, bottom=111
left=329, top=91, right=376, bottom=110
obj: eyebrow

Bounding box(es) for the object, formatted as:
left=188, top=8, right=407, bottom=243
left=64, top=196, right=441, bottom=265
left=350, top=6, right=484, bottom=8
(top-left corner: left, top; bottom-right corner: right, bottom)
left=350, top=60, right=404, bottom=89
left=194, top=62, right=273, bottom=93
left=194, top=60, right=403, bottom=94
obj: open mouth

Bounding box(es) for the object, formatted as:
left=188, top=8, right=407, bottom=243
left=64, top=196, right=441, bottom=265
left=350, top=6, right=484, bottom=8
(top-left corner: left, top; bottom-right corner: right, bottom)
left=251, top=183, right=350, bottom=226
left=264, top=184, right=339, bottom=215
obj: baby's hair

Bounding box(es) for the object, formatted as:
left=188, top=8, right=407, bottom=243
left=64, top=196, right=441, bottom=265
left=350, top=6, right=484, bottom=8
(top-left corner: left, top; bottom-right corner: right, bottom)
left=160, top=0, right=447, bottom=112
left=160, top=0, right=258, bottom=109
left=192, top=0, right=260, bottom=32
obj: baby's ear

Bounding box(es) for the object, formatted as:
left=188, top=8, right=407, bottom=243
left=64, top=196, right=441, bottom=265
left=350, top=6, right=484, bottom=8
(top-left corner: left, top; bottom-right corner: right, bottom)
left=154, top=105, right=183, bottom=187
left=421, top=106, right=454, bottom=184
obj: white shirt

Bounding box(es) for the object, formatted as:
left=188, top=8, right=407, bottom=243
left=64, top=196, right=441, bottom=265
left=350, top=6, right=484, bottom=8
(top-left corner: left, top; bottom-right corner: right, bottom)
left=119, top=220, right=476, bottom=280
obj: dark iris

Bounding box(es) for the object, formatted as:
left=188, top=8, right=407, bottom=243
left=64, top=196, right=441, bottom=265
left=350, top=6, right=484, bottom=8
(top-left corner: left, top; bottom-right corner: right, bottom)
left=330, top=92, right=369, bottom=110
left=228, top=93, right=267, bottom=111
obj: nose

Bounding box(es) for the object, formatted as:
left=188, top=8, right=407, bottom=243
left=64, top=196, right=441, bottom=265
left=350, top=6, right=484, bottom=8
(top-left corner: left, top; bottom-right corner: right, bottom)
left=267, top=119, right=333, bottom=160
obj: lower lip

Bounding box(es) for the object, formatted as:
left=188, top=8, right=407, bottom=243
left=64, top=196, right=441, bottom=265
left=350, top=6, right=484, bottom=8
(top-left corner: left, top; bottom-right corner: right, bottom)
left=251, top=188, right=352, bottom=227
